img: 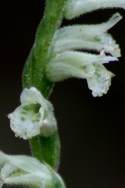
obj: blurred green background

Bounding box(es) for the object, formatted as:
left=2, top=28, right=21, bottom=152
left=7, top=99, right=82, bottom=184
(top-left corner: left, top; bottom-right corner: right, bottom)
left=1, top=1, right=125, bottom=187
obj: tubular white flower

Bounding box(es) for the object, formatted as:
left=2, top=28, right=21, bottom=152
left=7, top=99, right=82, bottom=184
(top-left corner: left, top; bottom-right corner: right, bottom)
left=51, top=13, right=121, bottom=57
left=0, top=151, right=65, bottom=188
left=8, top=87, right=57, bottom=140
left=46, top=51, right=117, bottom=97
left=47, top=12, right=122, bottom=97
left=65, top=0, right=125, bottom=19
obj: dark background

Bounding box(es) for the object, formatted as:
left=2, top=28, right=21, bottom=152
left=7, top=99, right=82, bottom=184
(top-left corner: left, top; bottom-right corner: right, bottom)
left=0, top=1, right=125, bottom=188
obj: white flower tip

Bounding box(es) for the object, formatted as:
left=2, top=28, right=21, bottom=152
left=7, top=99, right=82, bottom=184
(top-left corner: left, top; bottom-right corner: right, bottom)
left=8, top=87, right=57, bottom=140
left=111, top=12, right=122, bottom=24
left=100, top=54, right=118, bottom=64
left=108, top=45, right=121, bottom=58
left=109, top=12, right=122, bottom=24
left=104, top=12, right=122, bottom=32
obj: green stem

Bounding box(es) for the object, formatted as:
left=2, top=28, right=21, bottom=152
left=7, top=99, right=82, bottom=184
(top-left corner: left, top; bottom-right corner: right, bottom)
left=22, top=0, right=67, bottom=169
left=29, top=136, right=43, bottom=160
left=23, top=0, right=67, bottom=94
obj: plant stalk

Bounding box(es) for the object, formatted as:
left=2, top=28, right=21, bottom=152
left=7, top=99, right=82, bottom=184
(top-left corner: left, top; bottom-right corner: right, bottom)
left=22, top=0, right=67, bottom=169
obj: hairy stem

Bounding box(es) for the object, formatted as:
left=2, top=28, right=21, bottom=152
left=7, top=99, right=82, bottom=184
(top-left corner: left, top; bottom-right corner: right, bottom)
left=22, top=0, right=67, bottom=169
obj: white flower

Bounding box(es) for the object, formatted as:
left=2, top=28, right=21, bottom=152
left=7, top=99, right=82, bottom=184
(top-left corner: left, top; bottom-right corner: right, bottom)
left=65, top=0, right=125, bottom=19
left=51, top=13, right=121, bottom=57
left=46, top=51, right=116, bottom=97
left=0, top=151, right=65, bottom=188
left=47, top=13, right=122, bottom=97
left=8, top=87, right=57, bottom=140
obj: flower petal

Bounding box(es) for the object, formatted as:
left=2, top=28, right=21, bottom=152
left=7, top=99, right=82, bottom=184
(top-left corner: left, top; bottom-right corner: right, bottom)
left=87, top=64, right=114, bottom=97
left=65, top=0, right=125, bottom=19
left=52, top=34, right=121, bottom=57
left=51, top=14, right=121, bottom=57
left=55, top=13, right=122, bottom=39
left=4, top=174, right=43, bottom=187
left=50, top=51, right=118, bottom=67
left=20, top=87, right=47, bottom=108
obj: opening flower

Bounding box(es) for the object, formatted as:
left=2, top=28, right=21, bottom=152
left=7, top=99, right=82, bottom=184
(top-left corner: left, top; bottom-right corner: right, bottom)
left=8, top=87, right=57, bottom=140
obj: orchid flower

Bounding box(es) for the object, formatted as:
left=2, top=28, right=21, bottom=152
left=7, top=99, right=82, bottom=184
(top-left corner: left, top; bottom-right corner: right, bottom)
left=8, top=87, right=57, bottom=139
left=46, top=14, right=121, bottom=97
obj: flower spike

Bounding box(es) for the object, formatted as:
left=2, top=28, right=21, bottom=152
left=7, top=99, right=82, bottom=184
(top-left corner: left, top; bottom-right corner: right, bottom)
left=8, top=87, right=57, bottom=140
